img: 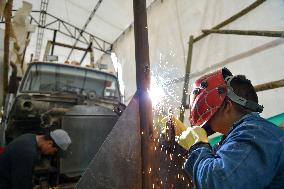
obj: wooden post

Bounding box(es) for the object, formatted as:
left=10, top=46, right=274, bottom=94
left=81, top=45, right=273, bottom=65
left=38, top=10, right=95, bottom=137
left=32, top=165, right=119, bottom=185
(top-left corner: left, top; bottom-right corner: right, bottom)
left=179, top=36, right=194, bottom=122
left=202, top=29, right=284, bottom=38
left=194, top=0, right=266, bottom=42
left=133, top=0, right=155, bottom=188
left=3, top=0, right=13, bottom=106
left=254, top=79, right=284, bottom=92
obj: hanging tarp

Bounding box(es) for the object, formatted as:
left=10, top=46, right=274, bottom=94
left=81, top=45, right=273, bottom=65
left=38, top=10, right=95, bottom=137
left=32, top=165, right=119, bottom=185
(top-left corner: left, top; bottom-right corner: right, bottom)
left=105, top=0, right=284, bottom=120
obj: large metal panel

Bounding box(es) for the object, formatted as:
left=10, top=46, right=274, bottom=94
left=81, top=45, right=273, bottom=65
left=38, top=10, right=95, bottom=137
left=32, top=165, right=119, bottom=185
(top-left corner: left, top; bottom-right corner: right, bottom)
left=75, top=95, right=193, bottom=189
left=61, top=105, right=118, bottom=176
left=76, top=96, right=142, bottom=189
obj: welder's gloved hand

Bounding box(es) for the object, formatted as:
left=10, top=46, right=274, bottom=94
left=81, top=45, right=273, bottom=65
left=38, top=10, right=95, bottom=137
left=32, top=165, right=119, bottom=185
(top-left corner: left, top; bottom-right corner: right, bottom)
left=161, top=115, right=187, bottom=137
left=170, top=115, right=187, bottom=136
left=176, top=126, right=208, bottom=150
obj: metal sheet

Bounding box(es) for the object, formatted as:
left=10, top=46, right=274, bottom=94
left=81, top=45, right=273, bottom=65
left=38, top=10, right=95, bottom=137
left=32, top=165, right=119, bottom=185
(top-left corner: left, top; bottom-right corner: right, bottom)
left=61, top=105, right=119, bottom=176
left=76, top=96, right=142, bottom=189
left=75, top=95, right=193, bottom=189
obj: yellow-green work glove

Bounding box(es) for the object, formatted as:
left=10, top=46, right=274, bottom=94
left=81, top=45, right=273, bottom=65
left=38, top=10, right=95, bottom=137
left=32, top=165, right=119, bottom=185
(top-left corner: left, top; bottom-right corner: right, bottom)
left=160, top=115, right=187, bottom=136
left=176, top=126, right=209, bottom=150
left=170, top=115, right=187, bottom=136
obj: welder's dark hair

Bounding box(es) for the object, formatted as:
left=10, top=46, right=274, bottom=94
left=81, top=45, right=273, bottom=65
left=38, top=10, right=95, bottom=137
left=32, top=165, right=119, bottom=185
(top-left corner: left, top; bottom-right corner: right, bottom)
left=44, top=132, right=53, bottom=141
left=230, top=75, right=258, bottom=114
left=43, top=131, right=59, bottom=148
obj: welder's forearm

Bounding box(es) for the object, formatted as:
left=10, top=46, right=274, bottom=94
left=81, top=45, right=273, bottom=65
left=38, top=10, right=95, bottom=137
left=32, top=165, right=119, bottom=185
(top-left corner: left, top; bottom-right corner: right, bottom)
left=184, top=143, right=212, bottom=177
left=183, top=143, right=227, bottom=189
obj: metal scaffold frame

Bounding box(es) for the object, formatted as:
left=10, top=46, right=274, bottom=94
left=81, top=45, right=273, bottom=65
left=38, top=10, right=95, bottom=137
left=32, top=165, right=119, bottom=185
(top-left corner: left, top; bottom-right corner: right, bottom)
left=66, top=0, right=103, bottom=61
left=34, top=0, right=49, bottom=60
left=28, top=11, right=112, bottom=55
left=1, top=7, right=112, bottom=61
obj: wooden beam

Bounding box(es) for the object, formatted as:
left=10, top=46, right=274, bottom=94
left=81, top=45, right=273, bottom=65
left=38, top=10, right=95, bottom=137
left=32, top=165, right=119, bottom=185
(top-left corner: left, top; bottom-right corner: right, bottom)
left=48, top=40, right=91, bottom=52
left=194, top=0, right=266, bottom=42
left=2, top=0, right=13, bottom=105
left=254, top=79, right=284, bottom=92
left=179, top=35, right=194, bottom=122
left=202, top=29, right=284, bottom=38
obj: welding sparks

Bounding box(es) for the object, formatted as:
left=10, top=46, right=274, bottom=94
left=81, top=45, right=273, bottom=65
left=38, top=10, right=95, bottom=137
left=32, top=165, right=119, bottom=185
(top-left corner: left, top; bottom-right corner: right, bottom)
left=148, top=76, right=165, bottom=107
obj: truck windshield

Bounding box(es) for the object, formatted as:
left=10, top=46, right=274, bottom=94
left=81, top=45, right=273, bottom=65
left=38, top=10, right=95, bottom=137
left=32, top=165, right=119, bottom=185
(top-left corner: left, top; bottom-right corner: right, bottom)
left=21, top=63, right=120, bottom=100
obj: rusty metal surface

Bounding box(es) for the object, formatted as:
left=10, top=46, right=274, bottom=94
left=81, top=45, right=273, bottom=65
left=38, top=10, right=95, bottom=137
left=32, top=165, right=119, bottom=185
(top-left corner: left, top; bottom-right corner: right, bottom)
left=133, top=0, right=154, bottom=187
left=75, top=95, right=193, bottom=189
left=152, top=120, right=193, bottom=189
left=154, top=143, right=193, bottom=188
left=76, top=96, right=142, bottom=189
left=61, top=105, right=118, bottom=177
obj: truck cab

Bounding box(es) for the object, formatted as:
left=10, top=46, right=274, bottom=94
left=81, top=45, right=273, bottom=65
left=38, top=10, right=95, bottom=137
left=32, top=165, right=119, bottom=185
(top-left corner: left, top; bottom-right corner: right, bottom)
left=1, top=62, right=125, bottom=187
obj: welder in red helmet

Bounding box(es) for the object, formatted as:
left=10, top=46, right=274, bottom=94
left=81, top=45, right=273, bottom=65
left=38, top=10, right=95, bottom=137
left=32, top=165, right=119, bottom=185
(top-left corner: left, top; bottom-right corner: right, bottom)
left=176, top=68, right=284, bottom=189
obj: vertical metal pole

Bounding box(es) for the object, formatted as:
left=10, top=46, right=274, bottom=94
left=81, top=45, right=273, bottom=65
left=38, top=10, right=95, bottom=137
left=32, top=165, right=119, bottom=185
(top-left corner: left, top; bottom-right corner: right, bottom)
left=51, top=30, right=57, bottom=56
left=2, top=0, right=13, bottom=106
left=133, top=0, right=155, bottom=188
left=179, top=35, right=194, bottom=122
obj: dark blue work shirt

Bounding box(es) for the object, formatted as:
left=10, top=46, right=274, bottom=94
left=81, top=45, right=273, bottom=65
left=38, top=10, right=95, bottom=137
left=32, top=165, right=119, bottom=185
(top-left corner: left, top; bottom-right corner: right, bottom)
left=184, top=113, right=284, bottom=189
left=0, top=134, right=40, bottom=189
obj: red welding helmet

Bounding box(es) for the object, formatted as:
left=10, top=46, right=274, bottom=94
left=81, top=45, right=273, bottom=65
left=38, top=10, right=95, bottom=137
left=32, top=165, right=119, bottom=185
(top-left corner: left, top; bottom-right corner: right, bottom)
left=189, top=68, right=263, bottom=126
left=189, top=68, right=232, bottom=126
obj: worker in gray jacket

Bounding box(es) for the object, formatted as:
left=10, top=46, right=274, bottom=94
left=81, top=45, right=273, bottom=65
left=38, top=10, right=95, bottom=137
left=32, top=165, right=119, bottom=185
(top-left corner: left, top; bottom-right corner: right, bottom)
left=0, top=129, right=71, bottom=189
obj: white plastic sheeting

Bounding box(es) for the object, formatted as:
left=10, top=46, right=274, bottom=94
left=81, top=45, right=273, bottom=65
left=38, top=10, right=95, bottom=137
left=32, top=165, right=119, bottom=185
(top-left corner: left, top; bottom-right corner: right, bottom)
left=11, top=0, right=155, bottom=64
left=2, top=0, right=284, bottom=119
left=100, top=0, right=284, bottom=119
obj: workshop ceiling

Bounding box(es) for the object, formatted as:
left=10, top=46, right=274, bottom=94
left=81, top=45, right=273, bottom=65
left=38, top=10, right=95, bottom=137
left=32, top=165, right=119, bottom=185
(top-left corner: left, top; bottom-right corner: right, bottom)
left=12, top=0, right=156, bottom=62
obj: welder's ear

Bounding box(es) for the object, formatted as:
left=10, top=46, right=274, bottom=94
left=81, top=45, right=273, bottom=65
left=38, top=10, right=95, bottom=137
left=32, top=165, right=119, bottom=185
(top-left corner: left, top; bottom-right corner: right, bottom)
left=47, top=140, right=54, bottom=146
left=224, top=99, right=233, bottom=113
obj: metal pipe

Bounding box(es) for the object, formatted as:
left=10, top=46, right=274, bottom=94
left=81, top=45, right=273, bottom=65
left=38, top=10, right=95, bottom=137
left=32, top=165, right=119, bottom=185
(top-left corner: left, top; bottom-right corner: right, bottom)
left=202, top=29, right=284, bottom=38
left=133, top=0, right=155, bottom=188
left=254, top=79, right=284, bottom=92
left=34, top=0, right=49, bottom=60
left=179, top=36, right=194, bottom=122
left=45, top=12, right=110, bottom=44
left=3, top=0, right=13, bottom=106
left=194, top=0, right=266, bottom=42
left=66, top=0, right=103, bottom=60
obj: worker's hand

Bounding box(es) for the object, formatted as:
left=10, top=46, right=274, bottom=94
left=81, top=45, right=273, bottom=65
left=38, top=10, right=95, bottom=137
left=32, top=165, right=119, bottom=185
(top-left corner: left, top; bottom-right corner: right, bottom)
left=158, top=114, right=188, bottom=157
left=176, top=126, right=208, bottom=150
left=170, top=115, right=187, bottom=136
